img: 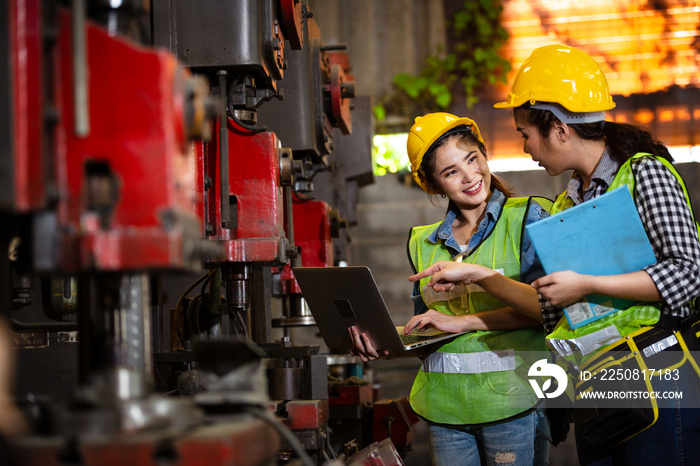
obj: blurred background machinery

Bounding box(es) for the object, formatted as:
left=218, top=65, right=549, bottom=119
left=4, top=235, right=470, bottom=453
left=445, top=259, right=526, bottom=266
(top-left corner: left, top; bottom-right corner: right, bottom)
left=0, top=0, right=414, bottom=465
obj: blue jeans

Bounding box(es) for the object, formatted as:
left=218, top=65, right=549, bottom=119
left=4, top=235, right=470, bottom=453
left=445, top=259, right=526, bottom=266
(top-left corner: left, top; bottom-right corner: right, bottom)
left=577, top=362, right=700, bottom=465
left=428, top=408, right=551, bottom=466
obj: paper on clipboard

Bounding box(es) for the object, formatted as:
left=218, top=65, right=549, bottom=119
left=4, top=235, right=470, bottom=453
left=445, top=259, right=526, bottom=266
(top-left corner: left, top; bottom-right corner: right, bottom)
left=525, top=186, right=657, bottom=329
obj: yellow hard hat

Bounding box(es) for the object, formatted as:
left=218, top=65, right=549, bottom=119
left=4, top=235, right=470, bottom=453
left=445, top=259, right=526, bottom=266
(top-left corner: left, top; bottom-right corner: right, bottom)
left=494, top=45, right=615, bottom=118
left=407, top=112, right=484, bottom=193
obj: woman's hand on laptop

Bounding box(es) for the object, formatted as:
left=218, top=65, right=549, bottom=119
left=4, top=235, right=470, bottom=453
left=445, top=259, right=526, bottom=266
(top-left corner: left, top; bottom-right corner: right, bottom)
left=403, top=310, right=469, bottom=335
left=349, top=326, right=388, bottom=362
left=409, top=261, right=495, bottom=292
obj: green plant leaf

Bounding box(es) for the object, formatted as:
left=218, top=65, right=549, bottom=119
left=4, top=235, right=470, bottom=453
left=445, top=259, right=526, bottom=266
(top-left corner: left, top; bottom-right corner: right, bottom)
left=394, top=74, right=423, bottom=99
left=373, top=105, right=386, bottom=121
left=393, top=73, right=413, bottom=88
left=435, top=91, right=452, bottom=108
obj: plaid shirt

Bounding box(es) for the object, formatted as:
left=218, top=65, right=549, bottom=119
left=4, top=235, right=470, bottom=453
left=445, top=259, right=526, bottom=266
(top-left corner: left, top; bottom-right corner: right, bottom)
left=541, top=150, right=700, bottom=333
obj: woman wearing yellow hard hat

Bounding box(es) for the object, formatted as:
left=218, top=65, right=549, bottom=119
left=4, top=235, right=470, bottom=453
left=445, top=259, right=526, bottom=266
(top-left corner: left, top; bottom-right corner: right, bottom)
left=351, top=112, right=555, bottom=465
left=491, top=45, right=700, bottom=464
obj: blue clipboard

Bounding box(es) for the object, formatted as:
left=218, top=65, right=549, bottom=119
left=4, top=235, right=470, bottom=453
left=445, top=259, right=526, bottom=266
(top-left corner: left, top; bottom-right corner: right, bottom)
left=525, top=187, right=657, bottom=329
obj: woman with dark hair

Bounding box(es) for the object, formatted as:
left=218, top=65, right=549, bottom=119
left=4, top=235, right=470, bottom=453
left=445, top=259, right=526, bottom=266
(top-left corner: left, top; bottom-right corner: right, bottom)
left=494, top=44, right=700, bottom=347
left=351, top=112, right=553, bottom=465
left=498, top=46, right=700, bottom=466
left=420, top=45, right=700, bottom=465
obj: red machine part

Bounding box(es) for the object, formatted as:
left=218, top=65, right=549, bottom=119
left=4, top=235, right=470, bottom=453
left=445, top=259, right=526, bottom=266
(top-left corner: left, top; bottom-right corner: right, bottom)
left=291, top=198, right=334, bottom=268
left=200, top=120, right=286, bottom=264
left=279, top=0, right=305, bottom=51
left=328, top=63, right=353, bottom=134
left=8, top=0, right=44, bottom=212
left=10, top=418, right=280, bottom=466
left=329, top=383, right=373, bottom=406
left=328, top=52, right=354, bottom=81
left=278, top=265, right=301, bottom=295
left=274, top=399, right=329, bottom=430
left=51, top=7, right=204, bottom=271
left=276, top=197, right=334, bottom=294
left=326, top=51, right=355, bottom=135
left=372, top=397, right=421, bottom=450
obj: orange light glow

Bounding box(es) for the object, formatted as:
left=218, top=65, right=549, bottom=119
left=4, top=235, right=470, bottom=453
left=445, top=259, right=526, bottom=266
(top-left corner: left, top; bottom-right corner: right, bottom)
left=487, top=0, right=700, bottom=162
left=659, top=110, right=675, bottom=122
left=676, top=109, right=692, bottom=121
left=500, top=0, right=700, bottom=98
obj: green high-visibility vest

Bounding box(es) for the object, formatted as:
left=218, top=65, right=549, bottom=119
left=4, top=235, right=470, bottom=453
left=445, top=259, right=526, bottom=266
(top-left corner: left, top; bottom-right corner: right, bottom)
left=546, top=153, right=700, bottom=361
left=407, top=197, right=548, bottom=425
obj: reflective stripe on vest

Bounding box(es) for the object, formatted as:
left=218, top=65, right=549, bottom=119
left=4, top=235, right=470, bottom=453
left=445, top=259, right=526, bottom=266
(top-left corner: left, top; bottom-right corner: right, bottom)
left=548, top=325, right=622, bottom=357
left=421, top=349, right=516, bottom=374
left=546, top=153, right=698, bottom=360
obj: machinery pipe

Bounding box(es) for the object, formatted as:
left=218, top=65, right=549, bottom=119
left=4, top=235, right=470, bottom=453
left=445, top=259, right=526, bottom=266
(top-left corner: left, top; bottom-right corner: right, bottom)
left=284, top=186, right=302, bottom=268
left=72, top=0, right=89, bottom=136
left=218, top=70, right=230, bottom=228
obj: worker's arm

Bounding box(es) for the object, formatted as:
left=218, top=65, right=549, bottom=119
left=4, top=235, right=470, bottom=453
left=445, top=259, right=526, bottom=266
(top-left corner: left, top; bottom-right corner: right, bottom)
left=531, top=269, right=661, bottom=306
left=409, top=261, right=542, bottom=320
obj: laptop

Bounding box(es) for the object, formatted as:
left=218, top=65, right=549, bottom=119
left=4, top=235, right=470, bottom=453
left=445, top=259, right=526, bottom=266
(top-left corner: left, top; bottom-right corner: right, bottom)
left=292, top=266, right=468, bottom=352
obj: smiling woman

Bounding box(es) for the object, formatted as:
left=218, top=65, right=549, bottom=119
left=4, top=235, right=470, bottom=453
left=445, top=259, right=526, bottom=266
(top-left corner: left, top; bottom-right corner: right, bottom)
left=350, top=112, right=556, bottom=466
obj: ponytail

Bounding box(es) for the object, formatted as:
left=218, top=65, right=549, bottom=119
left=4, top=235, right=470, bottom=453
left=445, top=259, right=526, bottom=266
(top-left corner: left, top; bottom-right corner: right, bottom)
left=601, top=121, right=673, bottom=164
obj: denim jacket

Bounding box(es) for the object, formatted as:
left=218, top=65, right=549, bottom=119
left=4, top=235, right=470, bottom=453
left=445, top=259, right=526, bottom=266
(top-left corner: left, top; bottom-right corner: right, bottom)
left=411, top=189, right=549, bottom=315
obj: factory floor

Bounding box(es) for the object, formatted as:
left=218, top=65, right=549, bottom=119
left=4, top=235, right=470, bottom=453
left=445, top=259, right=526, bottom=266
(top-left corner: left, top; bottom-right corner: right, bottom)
left=402, top=421, right=431, bottom=465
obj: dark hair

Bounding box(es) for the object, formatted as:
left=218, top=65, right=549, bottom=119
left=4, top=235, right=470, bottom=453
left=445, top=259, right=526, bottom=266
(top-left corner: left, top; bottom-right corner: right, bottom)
left=419, top=129, right=514, bottom=200
left=513, top=105, right=673, bottom=164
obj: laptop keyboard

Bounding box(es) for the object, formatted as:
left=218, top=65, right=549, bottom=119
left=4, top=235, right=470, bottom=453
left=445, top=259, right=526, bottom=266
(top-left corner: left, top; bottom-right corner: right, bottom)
left=400, top=333, right=440, bottom=345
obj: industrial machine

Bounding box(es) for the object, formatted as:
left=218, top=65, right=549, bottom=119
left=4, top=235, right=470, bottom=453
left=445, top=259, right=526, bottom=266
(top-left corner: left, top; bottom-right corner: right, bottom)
left=0, top=1, right=416, bottom=465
